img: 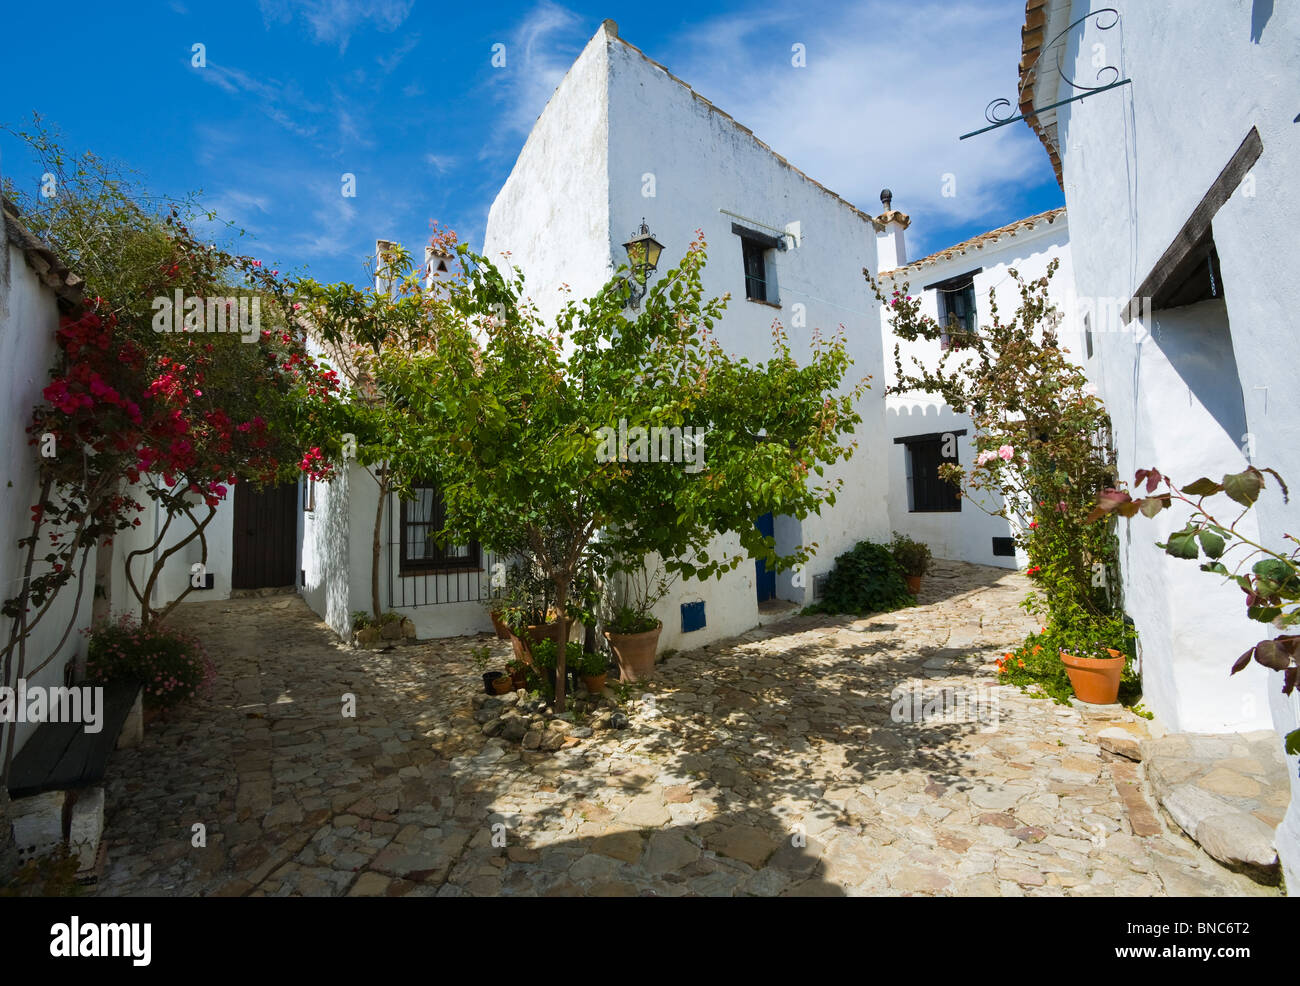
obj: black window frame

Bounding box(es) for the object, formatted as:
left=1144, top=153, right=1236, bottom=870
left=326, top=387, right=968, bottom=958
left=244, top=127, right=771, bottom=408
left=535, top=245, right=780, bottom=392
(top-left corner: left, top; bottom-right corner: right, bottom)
left=398, top=483, right=481, bottom=575
left=896, top=431, right=963, bottom=513
left=925, top=269, right=981, bottom=351
left=732, top=222, right=780, bottom=304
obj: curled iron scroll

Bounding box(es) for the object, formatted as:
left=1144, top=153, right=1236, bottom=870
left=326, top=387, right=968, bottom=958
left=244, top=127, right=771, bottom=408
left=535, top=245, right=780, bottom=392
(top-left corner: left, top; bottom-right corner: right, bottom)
left=1050, top=7, right=1123, bottom=93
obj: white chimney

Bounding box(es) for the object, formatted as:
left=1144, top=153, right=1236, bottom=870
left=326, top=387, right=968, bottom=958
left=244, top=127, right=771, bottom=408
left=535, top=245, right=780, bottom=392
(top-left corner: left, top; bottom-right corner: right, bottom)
left=425, top=245, right=453, bottom=296
left=873, top=188, right=910, bottom=271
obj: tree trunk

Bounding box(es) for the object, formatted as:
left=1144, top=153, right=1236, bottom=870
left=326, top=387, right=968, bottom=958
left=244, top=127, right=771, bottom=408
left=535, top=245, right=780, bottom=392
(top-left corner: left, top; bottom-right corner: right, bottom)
left=371, top=463, right=388, bottom=620
left=552, top=578, right=568, bottom=713
left=0, top=787, right=17, bottom=884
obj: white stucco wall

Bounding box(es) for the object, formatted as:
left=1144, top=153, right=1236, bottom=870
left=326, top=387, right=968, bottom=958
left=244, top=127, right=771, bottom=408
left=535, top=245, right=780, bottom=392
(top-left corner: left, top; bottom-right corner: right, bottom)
left=607, top=27, right=893, bottom=643
left=109, top=483, right=236, bottom=617
left=1049, top=0, right=1300, bottom=884
left=879, top=218, right=1071, bottom=570
left=301, top=466, right=353, bottom=640
left=0, top=239, right=91, bottom=760
left=482, top=23, right=612, bottom=316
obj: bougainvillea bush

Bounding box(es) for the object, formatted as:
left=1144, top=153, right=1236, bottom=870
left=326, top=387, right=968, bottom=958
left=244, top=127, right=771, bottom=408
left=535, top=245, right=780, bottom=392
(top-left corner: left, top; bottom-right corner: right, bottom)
left=868, top=260, right=1135, bottom=699
left=1, top=120, right=341, bottom=648
left=1, top=121, right=341, bottom=780
left=84, top=614, right=215, bottom=711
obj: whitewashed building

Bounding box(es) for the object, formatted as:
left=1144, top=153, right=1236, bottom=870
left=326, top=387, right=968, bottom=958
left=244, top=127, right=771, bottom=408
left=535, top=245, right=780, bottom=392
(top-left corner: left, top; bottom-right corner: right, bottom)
left=877, top=207, right=1071, bottom=569
left=481, top=19, right=898, bottom=652
left=1015, top=0, right=1300, bottom=884
left=0, top=193, right=89, bottom=766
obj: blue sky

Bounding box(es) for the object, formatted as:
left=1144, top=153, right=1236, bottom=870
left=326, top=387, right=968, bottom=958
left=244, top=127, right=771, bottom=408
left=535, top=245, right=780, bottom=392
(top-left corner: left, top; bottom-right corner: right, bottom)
left=0, top=0, right=1062, bottom=287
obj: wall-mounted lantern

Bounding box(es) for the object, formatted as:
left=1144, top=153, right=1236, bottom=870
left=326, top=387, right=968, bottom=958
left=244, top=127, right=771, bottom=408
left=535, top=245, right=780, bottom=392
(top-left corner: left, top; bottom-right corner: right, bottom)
left=621, top=218, right=663, bottom=310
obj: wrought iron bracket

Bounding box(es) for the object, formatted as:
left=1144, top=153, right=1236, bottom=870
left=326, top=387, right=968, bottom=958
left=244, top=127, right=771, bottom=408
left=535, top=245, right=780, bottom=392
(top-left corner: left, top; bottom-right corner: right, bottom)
left=960, top=8, right=1130, bottom=141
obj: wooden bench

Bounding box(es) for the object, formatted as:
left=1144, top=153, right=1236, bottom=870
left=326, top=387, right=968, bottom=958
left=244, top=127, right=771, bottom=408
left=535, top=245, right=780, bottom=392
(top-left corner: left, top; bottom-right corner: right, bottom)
left=6, top=681, right=142, bottom=799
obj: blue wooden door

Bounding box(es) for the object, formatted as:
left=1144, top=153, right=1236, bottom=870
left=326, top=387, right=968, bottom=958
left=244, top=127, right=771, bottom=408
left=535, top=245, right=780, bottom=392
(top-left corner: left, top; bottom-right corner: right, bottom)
left=754, top=512, right=776, bottom=602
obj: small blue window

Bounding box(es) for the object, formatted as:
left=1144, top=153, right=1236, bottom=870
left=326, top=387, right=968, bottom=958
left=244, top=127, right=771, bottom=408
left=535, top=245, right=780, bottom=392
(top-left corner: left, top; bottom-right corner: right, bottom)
left=680, top=601, right=706, bottom=633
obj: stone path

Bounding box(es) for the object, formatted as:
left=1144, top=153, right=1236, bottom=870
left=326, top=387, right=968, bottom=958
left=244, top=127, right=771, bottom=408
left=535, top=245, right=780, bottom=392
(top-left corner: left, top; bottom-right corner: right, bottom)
left=96, top=560, right=1281, bottom=896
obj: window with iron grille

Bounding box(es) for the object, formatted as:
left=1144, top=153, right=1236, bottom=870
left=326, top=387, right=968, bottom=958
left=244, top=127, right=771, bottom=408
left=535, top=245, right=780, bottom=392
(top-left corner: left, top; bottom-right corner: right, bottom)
left=898, top=433, right=962, bottom=513
left=926, top=269, right=980, bottom=351
left=399, top=484, right=480, bottom=573
left=742, top=237, right=768, bottom=301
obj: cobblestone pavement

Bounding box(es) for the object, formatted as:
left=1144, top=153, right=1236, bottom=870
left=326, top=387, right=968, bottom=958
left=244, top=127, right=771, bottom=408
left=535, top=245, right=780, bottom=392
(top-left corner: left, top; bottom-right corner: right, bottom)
left=96, top=560, right=1281, bottom=896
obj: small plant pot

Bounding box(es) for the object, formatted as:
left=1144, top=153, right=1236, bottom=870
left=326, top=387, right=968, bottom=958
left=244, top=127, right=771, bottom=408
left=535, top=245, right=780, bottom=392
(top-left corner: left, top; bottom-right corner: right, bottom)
left=1059, top=649, right=1125, bottom=704
left=509, top=667, right=528, bottom=691
left=489, top=609, right=510, bottom=640
left=605, top=625, right=662, bottom=682
left=490, top=672, right=514, bottom=695
left=582, top=672, right=608, bottom=695
left=482, top=671, right=508, bottom=696
left=905, top=575, right=922, bottom=595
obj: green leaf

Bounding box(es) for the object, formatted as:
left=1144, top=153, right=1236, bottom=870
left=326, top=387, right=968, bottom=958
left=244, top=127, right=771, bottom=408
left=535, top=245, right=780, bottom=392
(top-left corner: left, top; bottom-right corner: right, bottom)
left=1139, top=496, right=1168, bottom=518
left=1285, top=728, right=1300, bottom=757
left=1164, top=528, right=1200, bottom=560
left=1253, top=558, right=1293, bottom=583
left=1222, top=468, right=1263, bottom=507
left=1197, top=528, right=1226, bottom=559
left=1179, top=477, right=1222, bottom=497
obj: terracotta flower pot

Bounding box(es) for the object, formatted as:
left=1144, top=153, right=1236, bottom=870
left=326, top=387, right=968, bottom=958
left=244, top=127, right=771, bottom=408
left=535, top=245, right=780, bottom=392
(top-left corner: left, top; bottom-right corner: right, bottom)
left=482, top=671, right=509, bottom=696
left=605, top=625, right=662, bottom=682
left=489, top=609, right=510, bottom=640
left=1059, top=648, right=1125, bottom=704
left=905, top=575, right=922, bottom=594
left=582, top=672, right=608, bottom=695
left=509, top=619, right=579, bottom=665
left=491, top=672, right=514, bottom=695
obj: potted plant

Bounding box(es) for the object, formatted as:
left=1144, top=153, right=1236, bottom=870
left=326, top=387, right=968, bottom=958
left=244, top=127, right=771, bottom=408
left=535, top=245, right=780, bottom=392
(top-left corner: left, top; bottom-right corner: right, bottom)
left=603, top=562, right=677, bottom=682
left=1058, top=633, right=1127, bottom=705
left=470, top=643, right=511, bottom=696
left=578, top=648, right=609, bottom=696
left=889, top=531, right=932, bottom=595
left=484, top=596, right=510, bottom=639
left=498, top=560, right=574, bottom=663
left=506, top=657, right=528, bottom=691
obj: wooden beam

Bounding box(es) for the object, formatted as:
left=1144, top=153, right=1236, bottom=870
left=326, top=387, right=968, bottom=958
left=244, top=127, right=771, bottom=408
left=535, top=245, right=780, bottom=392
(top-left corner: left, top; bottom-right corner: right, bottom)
left=1123, top=126, right=1263, bottom=322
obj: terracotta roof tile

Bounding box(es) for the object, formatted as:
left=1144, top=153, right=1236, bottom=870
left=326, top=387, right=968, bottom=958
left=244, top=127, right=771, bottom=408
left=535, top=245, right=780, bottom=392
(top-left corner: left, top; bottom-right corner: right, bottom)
left=3, top=196, right=84, bottom=307
left=878, top=207, right=1066, bottom=277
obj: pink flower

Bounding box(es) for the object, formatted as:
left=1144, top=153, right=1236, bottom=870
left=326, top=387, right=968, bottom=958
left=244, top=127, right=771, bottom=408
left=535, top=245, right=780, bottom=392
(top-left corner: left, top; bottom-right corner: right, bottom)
left=997, top=444, right=1014, bottom=461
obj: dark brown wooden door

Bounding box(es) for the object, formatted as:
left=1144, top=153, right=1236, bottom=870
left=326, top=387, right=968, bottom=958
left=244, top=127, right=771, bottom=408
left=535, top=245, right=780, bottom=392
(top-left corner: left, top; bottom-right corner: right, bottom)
left=231, top=482, right=298, bottom=589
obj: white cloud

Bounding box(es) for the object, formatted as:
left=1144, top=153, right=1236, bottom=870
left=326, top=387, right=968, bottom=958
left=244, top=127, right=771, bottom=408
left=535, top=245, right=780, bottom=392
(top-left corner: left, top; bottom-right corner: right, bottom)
left=656, top=1, right=1056, bottom=252
left=258, top=0, right=415, bottom=53
left=377, top=33, right=421, bottom=74
left=487, top=2, right=587, bottom=145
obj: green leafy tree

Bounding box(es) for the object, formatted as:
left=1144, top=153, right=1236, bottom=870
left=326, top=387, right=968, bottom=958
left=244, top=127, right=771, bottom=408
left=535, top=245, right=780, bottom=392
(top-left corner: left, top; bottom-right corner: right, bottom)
left=377, top=232, right=865, bottom=710
left=290, top=237, right=447, bottom=619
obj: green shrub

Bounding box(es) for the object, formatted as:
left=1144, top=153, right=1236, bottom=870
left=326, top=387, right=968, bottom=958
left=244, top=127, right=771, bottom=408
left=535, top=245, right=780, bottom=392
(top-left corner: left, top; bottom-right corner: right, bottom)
left=804, top=540, right=914, bottom=616
left=85, top=615, right=215, bottom=710
left=888, top=531, right=932, bottom=577
left=578, top=649, right=607, bottom=676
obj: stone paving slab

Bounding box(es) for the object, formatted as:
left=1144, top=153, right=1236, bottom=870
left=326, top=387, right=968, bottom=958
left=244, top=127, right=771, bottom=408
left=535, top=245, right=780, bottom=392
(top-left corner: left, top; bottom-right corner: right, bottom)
left=94, top=560, right=1281, bottom=897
